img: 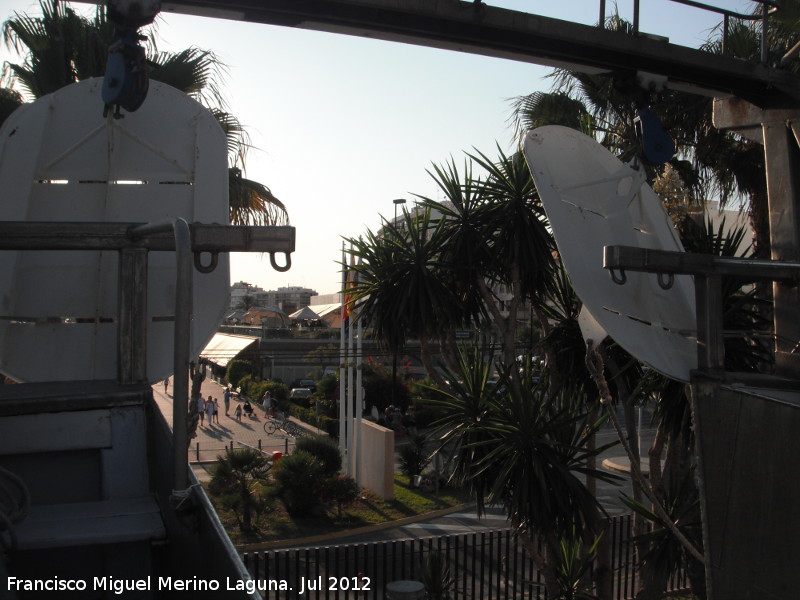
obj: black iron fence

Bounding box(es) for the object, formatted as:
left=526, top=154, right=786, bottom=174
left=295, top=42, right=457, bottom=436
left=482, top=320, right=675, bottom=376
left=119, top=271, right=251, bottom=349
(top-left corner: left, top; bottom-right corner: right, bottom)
left=241, top=515, right=689, bottom=600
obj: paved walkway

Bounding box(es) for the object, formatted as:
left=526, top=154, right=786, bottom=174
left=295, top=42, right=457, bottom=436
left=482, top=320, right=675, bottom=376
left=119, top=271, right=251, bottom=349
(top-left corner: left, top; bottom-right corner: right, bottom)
left=152, top=378, right=326, bottom=465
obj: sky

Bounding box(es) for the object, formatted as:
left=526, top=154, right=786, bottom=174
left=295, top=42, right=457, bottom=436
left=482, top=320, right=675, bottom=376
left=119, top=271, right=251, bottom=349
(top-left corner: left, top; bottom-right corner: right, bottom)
left=0, top=0, right=756, bottom=296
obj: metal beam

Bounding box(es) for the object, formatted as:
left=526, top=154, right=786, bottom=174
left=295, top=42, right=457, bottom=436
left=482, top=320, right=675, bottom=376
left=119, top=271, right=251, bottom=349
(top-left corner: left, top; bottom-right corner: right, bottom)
left=139, top=0, right=800, bottom=108
left=604, top=244, right=800, bottom=379
left=603, top=245, right=800, bottom=282
left=0, top=222, right=295, bottom=254
left=713, top=99, right=800, bottom=376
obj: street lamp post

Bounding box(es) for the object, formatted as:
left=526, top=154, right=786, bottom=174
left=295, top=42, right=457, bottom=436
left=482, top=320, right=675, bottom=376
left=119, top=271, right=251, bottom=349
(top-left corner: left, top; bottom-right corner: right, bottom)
left=391, top=199, right=406, bottom=408
left=393, top=198, right=406, bottom=224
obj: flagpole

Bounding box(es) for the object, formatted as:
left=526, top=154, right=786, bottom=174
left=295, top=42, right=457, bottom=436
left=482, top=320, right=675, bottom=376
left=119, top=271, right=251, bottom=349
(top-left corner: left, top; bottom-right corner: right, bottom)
left=339, top=243, right=347, bottom=465
left=354, top=252, right=364, bottom=484
left=346, top=245, right=355, bottom=478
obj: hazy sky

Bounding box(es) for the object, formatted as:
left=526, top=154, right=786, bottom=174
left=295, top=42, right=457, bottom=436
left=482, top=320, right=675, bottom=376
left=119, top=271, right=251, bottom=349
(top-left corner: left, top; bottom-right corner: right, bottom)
left=1, top=0, right=753, bottom=295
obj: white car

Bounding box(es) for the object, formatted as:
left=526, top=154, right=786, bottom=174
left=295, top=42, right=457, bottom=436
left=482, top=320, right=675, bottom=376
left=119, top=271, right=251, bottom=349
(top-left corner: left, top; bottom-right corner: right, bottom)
left=290, top=387, right=313, bottom=400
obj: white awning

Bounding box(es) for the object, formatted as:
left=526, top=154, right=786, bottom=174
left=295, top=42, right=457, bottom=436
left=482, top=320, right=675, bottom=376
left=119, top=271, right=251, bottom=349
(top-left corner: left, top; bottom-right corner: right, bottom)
left=200, top=333, right=259, bottom=368
left=289, top=306, right=321, bottom=320
left=310, top=303, right=341, bottom=318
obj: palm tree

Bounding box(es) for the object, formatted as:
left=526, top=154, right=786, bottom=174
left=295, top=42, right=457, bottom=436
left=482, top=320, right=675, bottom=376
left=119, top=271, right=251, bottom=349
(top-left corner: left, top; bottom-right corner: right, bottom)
left=348, top=144, right=554, bottom=387
left=465, top=146, right=555, bottom=367
left=208, top=447, right=271, bottom=532
left=1, top=0, right=288, bottom=226
left=234, top=293, right=258, bottom=311
left=430, top=347, right=618, bottom=598
left=0, top=86, right=22, bottom=123
left=415, top=146, right=555, bottom=376
left=346, top=208, right=461, bottom=387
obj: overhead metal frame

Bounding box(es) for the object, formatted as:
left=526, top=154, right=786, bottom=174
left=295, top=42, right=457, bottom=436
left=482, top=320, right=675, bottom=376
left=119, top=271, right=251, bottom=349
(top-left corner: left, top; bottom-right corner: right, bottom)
left=142, top=0, right=800, bottom=108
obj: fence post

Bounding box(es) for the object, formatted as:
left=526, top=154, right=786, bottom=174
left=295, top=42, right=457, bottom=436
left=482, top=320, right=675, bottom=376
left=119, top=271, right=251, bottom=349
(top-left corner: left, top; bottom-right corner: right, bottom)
left=196, top=442, right=199, bottom=462
left=230, top=440, right=234, bottom=451
left=285, top=438, right=289, bottom=454
left=258, top=439, right=262, bottom=450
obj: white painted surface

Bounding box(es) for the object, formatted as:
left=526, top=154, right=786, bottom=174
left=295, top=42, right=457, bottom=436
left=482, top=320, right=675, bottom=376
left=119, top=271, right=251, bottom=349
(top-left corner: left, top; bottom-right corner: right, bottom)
left=0, top=78, right=230, bottom=382
left=359, top=419, right=395, bottom=500
left=524, top=125, right=696, bottom=381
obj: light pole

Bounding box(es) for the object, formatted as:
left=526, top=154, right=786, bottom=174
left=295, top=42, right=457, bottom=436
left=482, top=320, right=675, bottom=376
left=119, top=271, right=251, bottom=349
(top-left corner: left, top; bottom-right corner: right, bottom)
left=393, top=198, right=406, bottom=224
left=391, top=199, right=406, bottom=408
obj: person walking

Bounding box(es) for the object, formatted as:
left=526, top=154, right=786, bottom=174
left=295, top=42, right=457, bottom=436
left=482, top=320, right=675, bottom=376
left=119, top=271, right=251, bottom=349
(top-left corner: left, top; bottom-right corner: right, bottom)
left=196, top=394, right=206, bottom=427
left=223, top=387, right=231, bottom=416
left=206, top=396, right=215, bottom=426
left=261, top=390, right=273, bottom=418
left=234, top=403, right=242, bottom=421
left=163, top=377, right=170, bottom=395
left=213, top=397, right=220, bottom=424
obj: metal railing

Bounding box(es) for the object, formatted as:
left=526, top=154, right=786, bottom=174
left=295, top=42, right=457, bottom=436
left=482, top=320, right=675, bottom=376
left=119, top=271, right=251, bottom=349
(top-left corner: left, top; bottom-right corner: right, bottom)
left=598, top=0, right=778, bottom=60
left=241, top=517, right=689, bottom=600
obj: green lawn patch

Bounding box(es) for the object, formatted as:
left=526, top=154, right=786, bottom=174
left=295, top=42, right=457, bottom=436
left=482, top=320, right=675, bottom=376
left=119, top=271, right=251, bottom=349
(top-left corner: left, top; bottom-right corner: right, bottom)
left=207, top=474, right=471, bottom=547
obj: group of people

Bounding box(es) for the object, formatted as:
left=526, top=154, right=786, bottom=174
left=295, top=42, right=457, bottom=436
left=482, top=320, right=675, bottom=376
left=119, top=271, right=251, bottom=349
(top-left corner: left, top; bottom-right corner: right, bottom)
left=381, top=404, right=417, bottom=436
left=190, top=386, right=275, bottom=424
left=195, top=394, right=222, bottom=426
left=194, top=388, right=239, bottom=425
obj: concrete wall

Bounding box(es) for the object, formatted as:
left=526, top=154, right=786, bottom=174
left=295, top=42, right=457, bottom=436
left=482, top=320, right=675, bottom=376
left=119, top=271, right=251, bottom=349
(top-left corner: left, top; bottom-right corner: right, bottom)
left=358, top=419, right=394, bottom=500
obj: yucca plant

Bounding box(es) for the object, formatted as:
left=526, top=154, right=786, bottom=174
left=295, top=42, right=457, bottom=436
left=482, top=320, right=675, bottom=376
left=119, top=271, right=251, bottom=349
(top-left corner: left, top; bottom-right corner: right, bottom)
left=420, top=550, right=455, bottom=600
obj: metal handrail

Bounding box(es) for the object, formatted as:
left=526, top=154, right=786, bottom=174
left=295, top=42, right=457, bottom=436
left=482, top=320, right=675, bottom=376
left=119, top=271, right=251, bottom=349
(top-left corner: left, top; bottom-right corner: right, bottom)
left=603, top=244, right=800, bottom=377
left=131, top=219, right=193, bottom=494
left=597, top=0, right=780, bottom=62
left=666, top=0, right=778, bottom=21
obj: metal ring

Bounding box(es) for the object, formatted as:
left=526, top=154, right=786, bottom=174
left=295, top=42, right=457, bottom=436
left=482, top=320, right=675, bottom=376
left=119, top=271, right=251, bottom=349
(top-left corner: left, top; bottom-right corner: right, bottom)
left=610, top=268, right=627, bottom=285
left=270, top=252, right=292, bottom=272
left=193, top=252, right=218, bottom=274
left=657, top=272, right=674, bottom=290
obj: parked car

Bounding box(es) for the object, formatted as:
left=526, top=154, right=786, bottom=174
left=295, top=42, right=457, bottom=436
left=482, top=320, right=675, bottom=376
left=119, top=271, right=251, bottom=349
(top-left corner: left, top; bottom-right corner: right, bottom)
left=290, top=378, right=317, bottom=393
left=290, top=387, right=313, bottom=400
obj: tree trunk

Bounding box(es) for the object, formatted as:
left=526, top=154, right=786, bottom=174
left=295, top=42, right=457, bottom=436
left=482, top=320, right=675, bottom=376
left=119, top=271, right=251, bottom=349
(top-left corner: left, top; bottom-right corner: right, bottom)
left=419, top=336, right=447, bottom=388
left=190, top=361, right=206, bottom=400
left=648, top=427, right=665, bottom=493
left=517, top=529, right=560, bottom=600
left=440, top=330, right=460, bottom=374
left=586, top=429, right=597, bottom=497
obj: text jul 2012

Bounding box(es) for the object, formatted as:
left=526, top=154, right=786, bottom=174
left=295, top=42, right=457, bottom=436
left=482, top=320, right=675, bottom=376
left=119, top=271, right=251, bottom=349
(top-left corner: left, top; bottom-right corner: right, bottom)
left=6, top=575, right=373, bottom=595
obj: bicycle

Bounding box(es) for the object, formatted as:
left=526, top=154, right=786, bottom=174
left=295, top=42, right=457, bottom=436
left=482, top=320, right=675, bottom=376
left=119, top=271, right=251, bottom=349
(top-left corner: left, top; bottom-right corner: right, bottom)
left=263, top=411, right=288, bottom=435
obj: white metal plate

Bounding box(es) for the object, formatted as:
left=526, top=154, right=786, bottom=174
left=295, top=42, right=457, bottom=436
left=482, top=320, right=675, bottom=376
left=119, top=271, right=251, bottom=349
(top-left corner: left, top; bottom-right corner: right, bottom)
left=578, top=306, right=608, bottom=352
left=0, top=78, right=230, bottom=383
left=524, top=125, right=696, bottom=381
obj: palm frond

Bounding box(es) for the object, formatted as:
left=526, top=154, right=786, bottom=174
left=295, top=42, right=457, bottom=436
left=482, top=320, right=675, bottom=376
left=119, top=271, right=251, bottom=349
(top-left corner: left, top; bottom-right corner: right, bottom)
left=228, top=167, right=289, bottom=226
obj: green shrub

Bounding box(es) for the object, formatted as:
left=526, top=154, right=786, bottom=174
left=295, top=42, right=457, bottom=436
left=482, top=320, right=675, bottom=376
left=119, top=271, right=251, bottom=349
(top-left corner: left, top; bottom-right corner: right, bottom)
left=272, top=450, right=324, bottom=517
left=398, top=434, right=431, bottom=478
left=290, top=390, right=314, bottom=408
left=246, top=380, right=289, bottom=404
left=295, top=435, right=342, bottom=476
left=319, top=476, right=360, bottom=519
left=317, top=373, right=339, bottom=398
left=286, top=403, right=339, bottom=437
left=363, top=367, right=409, bottom=414
left=226, top=360, right=255, bottom=389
